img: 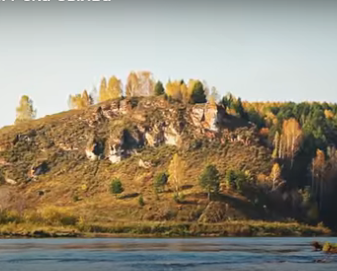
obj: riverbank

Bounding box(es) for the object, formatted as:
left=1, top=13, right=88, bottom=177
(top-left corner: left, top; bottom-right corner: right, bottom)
left=0, top=220, right=332, bottom=238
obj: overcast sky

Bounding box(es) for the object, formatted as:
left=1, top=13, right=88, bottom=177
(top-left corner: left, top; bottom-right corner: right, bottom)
left=0, top=0, right=336, bottom=127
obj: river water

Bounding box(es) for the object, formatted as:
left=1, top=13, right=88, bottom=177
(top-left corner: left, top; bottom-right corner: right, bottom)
left=0, top=237, right=336, bottom=271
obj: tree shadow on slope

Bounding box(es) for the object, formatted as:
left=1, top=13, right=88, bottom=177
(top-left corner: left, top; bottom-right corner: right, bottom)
left=213, top=193, right=267, bottom=220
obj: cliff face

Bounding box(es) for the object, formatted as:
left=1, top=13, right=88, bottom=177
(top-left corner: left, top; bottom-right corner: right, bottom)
left=0, top=97, right=274, bottom=224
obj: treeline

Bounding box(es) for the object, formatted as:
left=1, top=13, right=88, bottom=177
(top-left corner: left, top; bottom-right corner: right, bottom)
left=243, top=100, right=337, bottom=227
left=14, top=71, right=221, bottom=122
left=68, top=71, right=218, bottom=109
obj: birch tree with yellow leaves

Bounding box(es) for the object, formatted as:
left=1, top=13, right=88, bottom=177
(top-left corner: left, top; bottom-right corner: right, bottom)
left=126, top=72, right=138, bottom=97
left=15, top=95, right=37, bottom=124
left=311, top=149, right=325, bottom=210
left=99, top=76, right=122, bottom=102
left=281, top=118, right=303, bottom=167
left=168, top=153, right=186, bottom=197
left=69, top=90, right=93, bottom=109
left=270, top=163, right=281, bottom=189
left=126, top=71, right=154, bottom=97
left=98, top=77, right=107, bottom=102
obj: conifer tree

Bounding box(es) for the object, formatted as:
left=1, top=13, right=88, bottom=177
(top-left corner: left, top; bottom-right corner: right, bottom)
left=154, top=81, right=165, bottom=96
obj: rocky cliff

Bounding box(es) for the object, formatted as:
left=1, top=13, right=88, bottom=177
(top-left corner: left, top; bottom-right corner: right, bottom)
left=0, top=97, right=275, bottom=225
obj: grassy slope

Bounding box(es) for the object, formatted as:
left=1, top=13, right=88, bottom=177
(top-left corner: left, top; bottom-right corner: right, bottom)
left=0, top=97, right=331, bottom=237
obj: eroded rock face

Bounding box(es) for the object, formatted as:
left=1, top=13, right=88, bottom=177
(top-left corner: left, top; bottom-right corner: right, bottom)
left=83, top=98, right=249, bottom=164
left=189, top=103, right=226, bottom=132
left=30, top=161, right=49, bottom=178
left=108, top=137, right=124, bottom=164
left=164, top=124, right=181, bottom=146
left=5, top=178, right=17, bottom=185
left=86, top=139, right=104, bottom=161
left=203, top=104, right=219, bottom=131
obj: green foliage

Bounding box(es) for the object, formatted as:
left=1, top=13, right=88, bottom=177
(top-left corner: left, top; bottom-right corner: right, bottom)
left=110, top=179, right=124, bottom=196
left=190, top=81, right=206, bottom=104
left=154, top=172, right=169, bottom=193
left=173, top=192, right=185, bottom=203
left=225, top=169, right=247, bottom=193
left=154, top=81, right=165, bottom=96
left=199, top=164, right=220, bottom=199
left=234, top=98, right=249, bottom=120
left=15, top=95, right=36, bottom=124
left=138, top=194, right=145, bottom=207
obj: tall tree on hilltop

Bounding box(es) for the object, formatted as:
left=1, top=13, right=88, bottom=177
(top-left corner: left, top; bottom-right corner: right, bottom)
left=154, top=81, right=165, bottom=96
left=126, top=72, right=138, bottom=97
left=234, top=98, right=248, bottom=119
left=69, top=90, right=93, bottom=109
left=126, top=71, right=154, bottom=97
left=137, top=71, right=155, bottom=96
left=190, top=80, right=206, bottom=104
left=98, top=77, right=107, bottom=103
left=15, top=95, right=36, bottom=124
left=166, top=80, right=183, bottom=101
left=106, top=76, right=122, bottom=100
left=208, top=87, right=219, bottom=105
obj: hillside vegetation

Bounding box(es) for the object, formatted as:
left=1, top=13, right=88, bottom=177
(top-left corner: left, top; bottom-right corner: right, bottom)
left=0, top=73, right=336, bottom=237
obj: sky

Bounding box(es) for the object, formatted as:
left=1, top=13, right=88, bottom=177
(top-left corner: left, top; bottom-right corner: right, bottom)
left=0, top=0, right=336, bottom=127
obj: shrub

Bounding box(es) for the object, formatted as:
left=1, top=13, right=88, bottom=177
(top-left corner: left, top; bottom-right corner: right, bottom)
left=173, top=192, right=185, bottom=203
left=154, top=172, right=169, bottom=193
left=138, top=194, right=145, bottom=207
left=199, top=164, right=220, bottom=200
left=110, top=178, right=124, bottom=196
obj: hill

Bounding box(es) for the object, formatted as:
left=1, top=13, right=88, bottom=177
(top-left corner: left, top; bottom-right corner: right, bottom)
left=0, top=96, right=331, bottom=237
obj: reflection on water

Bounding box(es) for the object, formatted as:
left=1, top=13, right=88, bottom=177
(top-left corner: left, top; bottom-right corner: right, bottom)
left=0, top=237, right=336, bottom=271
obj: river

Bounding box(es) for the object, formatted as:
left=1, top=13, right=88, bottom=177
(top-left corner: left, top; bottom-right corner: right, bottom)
left=0, top=237, right=336, bottom=270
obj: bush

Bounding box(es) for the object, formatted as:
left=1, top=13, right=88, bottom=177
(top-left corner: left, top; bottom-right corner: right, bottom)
left=173, top=193, right=185, bottom=203
left=110, top=178, right=124, bottom=196
left=138, top=194, right=145, bottom=207
left=154, top=172, right=168, bottom=193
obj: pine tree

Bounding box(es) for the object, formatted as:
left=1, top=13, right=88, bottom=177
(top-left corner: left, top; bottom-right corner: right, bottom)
left=190, top=80, right=206, bottom=104
left=154, top=81, right=165, bottom=96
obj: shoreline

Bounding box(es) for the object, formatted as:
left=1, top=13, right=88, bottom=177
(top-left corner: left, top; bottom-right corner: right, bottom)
left=0, top=220, right=332, bottom=239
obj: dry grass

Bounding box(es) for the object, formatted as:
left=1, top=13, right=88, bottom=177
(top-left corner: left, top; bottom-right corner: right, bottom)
left=0, top=97, right=325, bottom=238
